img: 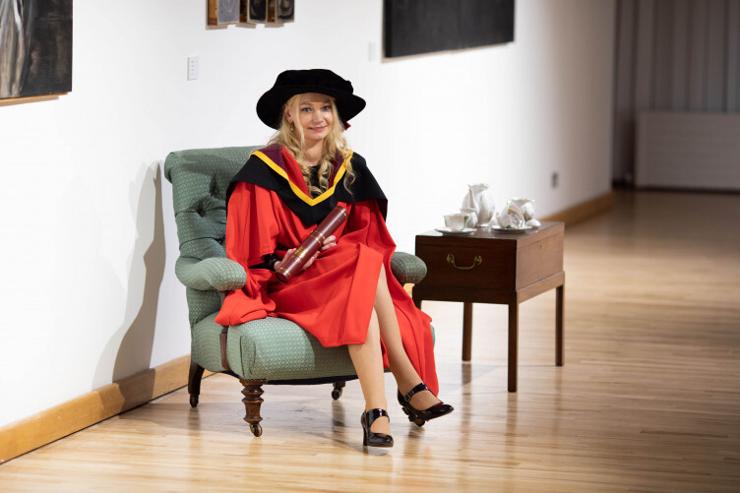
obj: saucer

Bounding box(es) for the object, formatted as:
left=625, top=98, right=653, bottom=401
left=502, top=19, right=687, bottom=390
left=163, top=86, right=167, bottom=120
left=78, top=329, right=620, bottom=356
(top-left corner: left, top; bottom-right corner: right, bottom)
left=491, top=225, right=535, bottom=233
left=435, top=227, right=476, bottom=236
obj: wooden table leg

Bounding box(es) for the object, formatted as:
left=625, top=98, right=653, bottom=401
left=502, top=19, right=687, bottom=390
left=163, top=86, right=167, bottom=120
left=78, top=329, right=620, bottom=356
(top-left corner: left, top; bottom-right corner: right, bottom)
left=556, top=284, right=564, bottom=367
left=508, top=302, right=518, bottom=392
left=462, top=302, right=473, bottom=361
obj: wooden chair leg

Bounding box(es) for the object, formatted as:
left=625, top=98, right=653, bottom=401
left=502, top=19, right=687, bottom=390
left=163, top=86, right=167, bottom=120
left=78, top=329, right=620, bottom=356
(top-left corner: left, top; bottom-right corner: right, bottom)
left=331, top=381, right=346, bottom=400
left=188, top=361, right=205, bottom=408
left=240, top=379, right=265, bottom=437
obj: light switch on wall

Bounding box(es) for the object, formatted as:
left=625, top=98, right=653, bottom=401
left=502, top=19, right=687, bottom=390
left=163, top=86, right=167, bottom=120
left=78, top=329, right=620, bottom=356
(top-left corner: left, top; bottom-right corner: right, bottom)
left=187, top=56, right=199, bottom=81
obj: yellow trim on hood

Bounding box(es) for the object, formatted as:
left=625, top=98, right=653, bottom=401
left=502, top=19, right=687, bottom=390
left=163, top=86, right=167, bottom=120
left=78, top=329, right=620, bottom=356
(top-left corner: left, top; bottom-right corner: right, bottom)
left=251, top=150, right=350, bottom=206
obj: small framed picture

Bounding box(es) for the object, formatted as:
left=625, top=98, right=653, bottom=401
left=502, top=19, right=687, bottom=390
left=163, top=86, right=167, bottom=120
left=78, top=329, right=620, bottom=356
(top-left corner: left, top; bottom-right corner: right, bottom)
left=266, top=0, right=279, bottom=25
left=244, top=0, right=266, bottom=23
left=208, top=0, right=240, bottom=26
left=277, top=0, right=294, bottom=22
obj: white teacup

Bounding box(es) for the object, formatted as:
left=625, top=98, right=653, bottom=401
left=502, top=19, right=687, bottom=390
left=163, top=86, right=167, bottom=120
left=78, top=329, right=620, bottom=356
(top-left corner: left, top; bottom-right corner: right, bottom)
left=444, top=213, right=468, bottom=231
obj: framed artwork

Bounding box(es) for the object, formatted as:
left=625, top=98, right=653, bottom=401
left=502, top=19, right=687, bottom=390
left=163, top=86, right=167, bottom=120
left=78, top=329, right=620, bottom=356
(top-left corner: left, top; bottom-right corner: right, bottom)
left=244, top=0, right=266, bottom=23
left=0, top=0, right=73, bottom=101
left=383, top=0, right=514, bottom=58
left=266, top=0, right=279, bottom=25
left=213, top=0, right=292, bottom=28
left=208, top=0, right=240, bottom=26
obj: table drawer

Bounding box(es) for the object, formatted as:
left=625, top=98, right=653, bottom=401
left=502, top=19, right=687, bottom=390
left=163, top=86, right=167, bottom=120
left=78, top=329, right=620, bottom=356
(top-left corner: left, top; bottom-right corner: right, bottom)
left=415, top=243, right=515, bottom=291
left=516, top=231, right=564, bottom=288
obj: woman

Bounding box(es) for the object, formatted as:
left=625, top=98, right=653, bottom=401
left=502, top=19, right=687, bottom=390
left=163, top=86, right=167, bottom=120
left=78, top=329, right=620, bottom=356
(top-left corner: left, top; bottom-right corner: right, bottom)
left=215, top=69, right=453, bottom=448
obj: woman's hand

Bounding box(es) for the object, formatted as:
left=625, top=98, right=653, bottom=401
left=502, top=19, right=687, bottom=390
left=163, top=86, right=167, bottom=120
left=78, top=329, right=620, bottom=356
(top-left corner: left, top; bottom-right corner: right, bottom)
left=320, top=234, right=337, bottom=252
left=275, top=235, right=337, bottom=271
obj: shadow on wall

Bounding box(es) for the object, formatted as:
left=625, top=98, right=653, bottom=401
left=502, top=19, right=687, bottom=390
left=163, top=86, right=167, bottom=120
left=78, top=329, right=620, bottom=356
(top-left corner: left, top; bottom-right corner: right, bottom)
left=93, top=161, right=166, bottom=406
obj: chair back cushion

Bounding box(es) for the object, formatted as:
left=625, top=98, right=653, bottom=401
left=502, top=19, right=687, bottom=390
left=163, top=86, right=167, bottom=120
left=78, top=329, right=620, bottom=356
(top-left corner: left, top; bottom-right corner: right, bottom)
left=164, top=146, right=259, bottom=258
left=164, top=146, right=258, bottom=326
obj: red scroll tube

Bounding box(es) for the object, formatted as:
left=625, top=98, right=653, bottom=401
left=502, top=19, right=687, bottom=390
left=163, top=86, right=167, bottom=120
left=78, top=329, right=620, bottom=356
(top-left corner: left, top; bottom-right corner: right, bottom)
left=275, top=205, right=348, bottom=282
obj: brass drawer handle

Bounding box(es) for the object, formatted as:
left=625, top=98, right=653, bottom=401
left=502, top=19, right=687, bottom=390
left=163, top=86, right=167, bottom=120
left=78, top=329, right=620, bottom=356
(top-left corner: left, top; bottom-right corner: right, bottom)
left=446, top=253, right=482, bottom=271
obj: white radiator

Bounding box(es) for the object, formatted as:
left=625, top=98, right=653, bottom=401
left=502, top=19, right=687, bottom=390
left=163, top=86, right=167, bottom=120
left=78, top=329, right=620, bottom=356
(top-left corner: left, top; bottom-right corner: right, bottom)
left=635, top=112, right=740, bottom=191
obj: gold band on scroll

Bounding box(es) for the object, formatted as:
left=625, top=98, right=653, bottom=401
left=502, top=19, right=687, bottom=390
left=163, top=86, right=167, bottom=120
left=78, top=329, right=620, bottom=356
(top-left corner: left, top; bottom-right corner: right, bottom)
left=293, top=246, right=308, bottom=260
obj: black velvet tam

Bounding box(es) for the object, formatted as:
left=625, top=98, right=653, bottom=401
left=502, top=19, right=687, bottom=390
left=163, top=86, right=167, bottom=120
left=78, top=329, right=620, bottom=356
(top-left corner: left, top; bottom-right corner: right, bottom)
left=256, top=69, right=366, bottom=129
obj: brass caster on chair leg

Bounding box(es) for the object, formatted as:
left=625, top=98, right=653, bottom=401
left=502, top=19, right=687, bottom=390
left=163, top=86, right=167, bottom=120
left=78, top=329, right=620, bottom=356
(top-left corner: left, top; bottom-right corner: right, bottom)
left=331, top=381, right=345, bottom=400
left=250, top=423, right=263, bottom=437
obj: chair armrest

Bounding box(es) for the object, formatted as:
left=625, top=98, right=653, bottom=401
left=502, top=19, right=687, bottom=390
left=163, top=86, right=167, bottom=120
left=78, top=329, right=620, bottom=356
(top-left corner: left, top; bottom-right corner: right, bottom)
left=390, top=252, right=427, bottom=285
left=176, top=253, right=421, bottom=291
left=175, top=257, right=246, bottom=291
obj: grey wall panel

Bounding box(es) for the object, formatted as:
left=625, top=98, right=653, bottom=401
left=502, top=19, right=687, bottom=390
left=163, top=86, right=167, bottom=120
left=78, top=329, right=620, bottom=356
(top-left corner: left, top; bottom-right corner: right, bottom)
left=634, top=0, right=655, bottom=110
left=652, top=0, right=674, bottom=110
left=671, top=0, right=690, bottom=110
left=705, top=0, right=726, bottom=111
left=729, top=0, right=740, bottom=111
left=688, top=0, right=708, bottom=110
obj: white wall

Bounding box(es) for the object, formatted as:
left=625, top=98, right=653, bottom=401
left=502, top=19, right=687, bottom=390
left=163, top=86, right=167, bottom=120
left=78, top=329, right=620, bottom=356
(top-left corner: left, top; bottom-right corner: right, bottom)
left=0, top=0, right=615, bottom=426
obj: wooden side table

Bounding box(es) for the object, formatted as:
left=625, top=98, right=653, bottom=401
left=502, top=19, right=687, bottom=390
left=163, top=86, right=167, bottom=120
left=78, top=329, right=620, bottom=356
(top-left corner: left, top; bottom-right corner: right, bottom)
left=413, top=222, right=565, bottom=392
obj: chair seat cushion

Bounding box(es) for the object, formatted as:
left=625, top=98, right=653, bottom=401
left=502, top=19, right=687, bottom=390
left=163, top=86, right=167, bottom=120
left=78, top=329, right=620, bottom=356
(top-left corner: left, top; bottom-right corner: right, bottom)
left=192, top=313, right=434, bottom=382
left=228, top=317, right=356, bottom=381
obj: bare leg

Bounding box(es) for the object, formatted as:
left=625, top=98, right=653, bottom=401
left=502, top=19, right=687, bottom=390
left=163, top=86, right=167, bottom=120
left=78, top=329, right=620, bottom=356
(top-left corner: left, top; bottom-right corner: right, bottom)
left=347, top=308, right=390, bottom=435
left=374, top=264, right=441, bottom=410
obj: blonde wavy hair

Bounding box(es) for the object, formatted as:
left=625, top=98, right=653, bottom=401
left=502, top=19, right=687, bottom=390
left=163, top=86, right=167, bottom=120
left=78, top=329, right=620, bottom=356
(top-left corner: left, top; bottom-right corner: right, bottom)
left=268, top=94, right=356, bottom=198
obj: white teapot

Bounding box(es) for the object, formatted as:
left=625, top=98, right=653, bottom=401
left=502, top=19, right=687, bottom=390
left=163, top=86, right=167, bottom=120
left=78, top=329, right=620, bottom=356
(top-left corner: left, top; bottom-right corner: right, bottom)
left=461, top=183, right=495, bottom=227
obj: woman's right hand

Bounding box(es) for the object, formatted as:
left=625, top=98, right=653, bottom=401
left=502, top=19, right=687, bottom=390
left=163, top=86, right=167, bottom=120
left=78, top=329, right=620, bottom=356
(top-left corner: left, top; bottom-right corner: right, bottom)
left=274, top=235, right=337, bottom=272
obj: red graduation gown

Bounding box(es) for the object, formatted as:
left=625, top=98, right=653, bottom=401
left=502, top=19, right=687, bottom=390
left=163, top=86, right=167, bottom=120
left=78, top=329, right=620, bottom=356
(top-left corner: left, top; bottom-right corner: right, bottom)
left=214, top=148, right=439, bottom=395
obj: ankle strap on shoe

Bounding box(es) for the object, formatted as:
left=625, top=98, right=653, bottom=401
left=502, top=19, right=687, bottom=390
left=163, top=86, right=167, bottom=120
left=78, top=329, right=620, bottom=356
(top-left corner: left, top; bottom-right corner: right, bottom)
left=402, top=383, right=430, bottom=403
left=365, top=408, right=389, bottom=427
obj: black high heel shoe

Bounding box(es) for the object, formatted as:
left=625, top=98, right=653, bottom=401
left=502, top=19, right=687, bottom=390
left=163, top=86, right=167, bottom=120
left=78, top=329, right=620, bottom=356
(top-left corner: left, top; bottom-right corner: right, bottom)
left=360, top=409, right=394, bottom=448
left=397, top=383, right=454, bottom=427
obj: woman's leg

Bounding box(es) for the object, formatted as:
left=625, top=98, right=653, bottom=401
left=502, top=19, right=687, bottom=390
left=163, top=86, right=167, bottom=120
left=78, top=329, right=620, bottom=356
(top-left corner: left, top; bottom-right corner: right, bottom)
left=374, top=264, right=441, bottom=410
left=347, top=308, right=390, bottom=434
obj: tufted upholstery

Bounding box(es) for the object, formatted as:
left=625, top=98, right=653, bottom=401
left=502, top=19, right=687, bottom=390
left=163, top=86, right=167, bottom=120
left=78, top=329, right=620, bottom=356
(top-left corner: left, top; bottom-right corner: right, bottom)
left=164, top=146, right=430, bottom=382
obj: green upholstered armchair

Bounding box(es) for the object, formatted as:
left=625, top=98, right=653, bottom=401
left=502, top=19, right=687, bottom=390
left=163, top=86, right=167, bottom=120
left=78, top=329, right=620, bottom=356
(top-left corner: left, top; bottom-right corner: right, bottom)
left=164, top=146, right=429, bottom=437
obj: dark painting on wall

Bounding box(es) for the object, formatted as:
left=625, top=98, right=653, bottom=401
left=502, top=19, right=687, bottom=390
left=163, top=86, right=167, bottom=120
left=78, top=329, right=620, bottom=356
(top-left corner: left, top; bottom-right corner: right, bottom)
left=383, top=0, right=515, bottom=58
left=0, top=0, right=73, bottom=100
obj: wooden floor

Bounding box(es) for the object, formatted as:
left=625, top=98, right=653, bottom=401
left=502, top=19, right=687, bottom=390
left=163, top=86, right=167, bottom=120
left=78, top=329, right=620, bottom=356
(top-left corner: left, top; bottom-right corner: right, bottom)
left=1, top=190, right=739, bottom=492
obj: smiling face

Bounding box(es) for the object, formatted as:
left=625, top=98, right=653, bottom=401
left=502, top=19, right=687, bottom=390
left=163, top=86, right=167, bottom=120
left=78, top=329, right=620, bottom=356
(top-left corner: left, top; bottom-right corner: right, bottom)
left=285, top=92, right=335, bottom=147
